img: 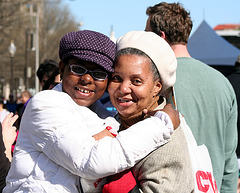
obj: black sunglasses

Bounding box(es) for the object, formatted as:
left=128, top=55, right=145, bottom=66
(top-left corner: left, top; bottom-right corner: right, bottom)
left=69, top=64, right=108, bottom=81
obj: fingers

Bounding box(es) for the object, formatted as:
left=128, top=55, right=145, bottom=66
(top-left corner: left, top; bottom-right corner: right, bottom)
left=93, top=129, right=115, bottom=141
left=143, top=109, right=158, bottom=117
left=2, top=113, right=18, bottom=126
left=143, top=103, right=180, bottom=129
left=10, top=114, right=19, bottom=126
left=142, top=109, right=148, bottom=114
left=163, top=103, right=172, bottom=107
left=2, top=114, right=18, bottom=146
left=2, top=113, right=14, bottom=124
left=2, top=113, right=19, bottom=134
left=163, top=103, right=174, bottom=110
left=161, top=103, right=180, bottom=129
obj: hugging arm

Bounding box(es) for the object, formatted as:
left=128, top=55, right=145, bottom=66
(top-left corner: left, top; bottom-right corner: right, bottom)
left=26, top=91, right=174, bottom=180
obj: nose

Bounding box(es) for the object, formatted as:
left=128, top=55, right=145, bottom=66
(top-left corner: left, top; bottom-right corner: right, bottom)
left=78, top=74, right=93, bottom=85
left=118, top=81, right=131, bottom=94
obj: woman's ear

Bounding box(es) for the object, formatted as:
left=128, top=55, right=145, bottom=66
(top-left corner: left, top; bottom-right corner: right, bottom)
left=153, top=81, right=162, bottom=97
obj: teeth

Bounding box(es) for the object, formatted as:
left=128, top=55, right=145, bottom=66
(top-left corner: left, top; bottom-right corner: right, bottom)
left=118, top=98, right=131, bottom=102
left=76, top=88, right=90, bottom=93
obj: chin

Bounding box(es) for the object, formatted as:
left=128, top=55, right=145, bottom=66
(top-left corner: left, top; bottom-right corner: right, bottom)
left=73, top=99, right=89, bottom=107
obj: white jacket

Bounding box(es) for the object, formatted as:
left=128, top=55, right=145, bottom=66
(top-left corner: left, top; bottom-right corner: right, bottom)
left=4, top=84, right=172, bottom=193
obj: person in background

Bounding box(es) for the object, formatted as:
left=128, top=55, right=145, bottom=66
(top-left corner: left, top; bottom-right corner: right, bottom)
left=19, top=90, right=32, bottom=106
left=227, top=54, right=240, bottom=192
left=145, top=2, right=238, bottom=192
left=13, top=90, right=32, bottom=153
left=15, top=90, right=32, bottom=129
left=0, top=96, right=10, bottom=123
left=36, top=59, right=59, bottom=89
left=4, top=30, right=178, bottom=193
left=42, top=67, right=61, bottom=90
left=227, top=54, right=240, bottom=157
left=0, top=113, right=18, bottom=192
left=6, top=94, right=17, bottom=114
left=102, top=31, right=194, bottom=193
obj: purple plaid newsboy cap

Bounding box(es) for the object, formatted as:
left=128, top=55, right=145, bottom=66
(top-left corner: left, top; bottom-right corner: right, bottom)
left=59, top=30, right=116, bottom=72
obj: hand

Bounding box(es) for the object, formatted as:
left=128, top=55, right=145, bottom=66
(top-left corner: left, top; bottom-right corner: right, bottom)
left=2, top=113, right=18, bottom=161
left=2, top=113, right=18, bottom=146
left=161, top=104, right=180, bottom=129
left=143, top=103, right=180, bottom=129
left=92, top=126, right=117, bottom=141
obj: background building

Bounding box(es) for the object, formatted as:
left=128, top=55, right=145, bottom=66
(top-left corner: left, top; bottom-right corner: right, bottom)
left=214, top=24, right=240, bottom=49
left=188, top=20, right=240, bottom=76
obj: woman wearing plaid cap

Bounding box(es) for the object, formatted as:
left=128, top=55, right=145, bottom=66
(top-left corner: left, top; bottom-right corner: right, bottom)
left=4, top=30, right=179, bottom=193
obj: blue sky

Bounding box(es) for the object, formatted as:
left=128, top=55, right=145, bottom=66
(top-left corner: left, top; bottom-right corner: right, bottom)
left=62, top=0, right=240, bottom=39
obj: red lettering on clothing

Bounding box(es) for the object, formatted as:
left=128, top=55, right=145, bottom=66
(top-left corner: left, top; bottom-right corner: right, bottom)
left=196, top=170, right=218, bottom=192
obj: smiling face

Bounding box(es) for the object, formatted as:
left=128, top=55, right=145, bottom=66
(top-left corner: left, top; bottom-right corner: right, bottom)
left=108, top=54, right=161, bottom=117
left=60, top=58, right=108, bottom=107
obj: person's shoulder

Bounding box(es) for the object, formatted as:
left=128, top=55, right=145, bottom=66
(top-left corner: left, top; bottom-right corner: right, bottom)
left=30, top=90, right=73, bottom=107
left=178, top=57, right=231, bottom=83
left=33, top=89, right=60, bottom=98
left=178, top=57, right=216, bottom=72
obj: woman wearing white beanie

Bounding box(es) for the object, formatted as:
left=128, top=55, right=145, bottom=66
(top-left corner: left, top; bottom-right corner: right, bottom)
left=103, top=31, right=195, bottom=192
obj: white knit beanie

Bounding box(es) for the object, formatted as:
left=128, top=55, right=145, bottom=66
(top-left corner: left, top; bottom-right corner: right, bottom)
left=116, top=31, right=177, bottom=92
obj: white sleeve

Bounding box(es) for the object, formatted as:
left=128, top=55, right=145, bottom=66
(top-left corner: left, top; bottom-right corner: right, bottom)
left=25, top=91, right=172, bottom=180
left=79, top=116, right=172, bottom=179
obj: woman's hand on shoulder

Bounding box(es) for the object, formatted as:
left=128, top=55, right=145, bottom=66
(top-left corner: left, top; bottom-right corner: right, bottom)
left=143, top=103, right=180, bottom=129
left=92, top=126, right=117, bottom=141
left=161, top=104, right=180, bottom=129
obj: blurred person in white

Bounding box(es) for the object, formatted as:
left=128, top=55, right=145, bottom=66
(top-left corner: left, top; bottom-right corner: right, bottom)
left=0, top=96, right=10, bottom=123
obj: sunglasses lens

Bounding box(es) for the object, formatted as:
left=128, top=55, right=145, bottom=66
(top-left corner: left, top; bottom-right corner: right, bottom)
left=71, top=65, right=86, bottom=75
left=92, top=71, right=108, bottom=80
left=70, top=64, right=108, bottom=80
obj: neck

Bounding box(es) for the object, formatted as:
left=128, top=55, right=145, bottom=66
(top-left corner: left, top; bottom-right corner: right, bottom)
left=170, top=44, right=191, bottom=58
